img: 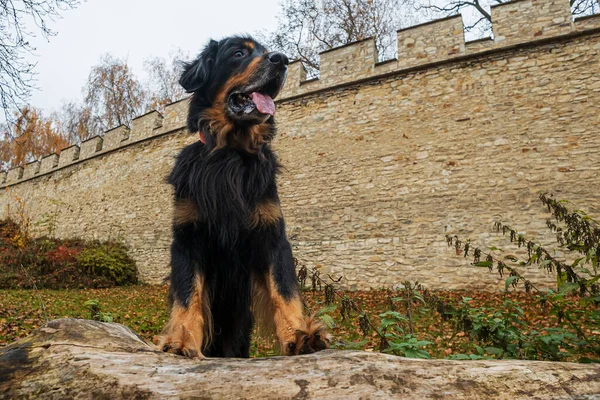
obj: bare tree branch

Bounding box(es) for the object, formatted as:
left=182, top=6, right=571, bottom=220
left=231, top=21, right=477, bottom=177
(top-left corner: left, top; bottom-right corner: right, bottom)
left=0, top=0, right=80, bottom=126
left=260, top=0, right=423, bottom=76
left=420, top=0, right=598, bottom=37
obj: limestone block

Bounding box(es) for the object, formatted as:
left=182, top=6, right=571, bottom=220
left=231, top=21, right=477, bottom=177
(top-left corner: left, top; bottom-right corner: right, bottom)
left=23, top=161, right=40, bottom=179
left=80, top=136, right=103, bottom=160
left=103, top=125, right=130, bottom=151
left=319, top=38, right=377, bottom=85
left=280, top=61, right=310, bottom=99
left=58, top=145, right=80, bottom=168
left=162, top=98, right=190, bottom=133
left=397, top=15, right=466, bottom=70
left=130, top=110, right=164, bottom=143
left=40, top=154, right=59, bottom=173
left=6, top=167, right=23, bottom=183
left=466, top=37, right=494, bottom=54
left=574, top=13, right=600, bottom=31
left=492, top=0, right=573, bottom=46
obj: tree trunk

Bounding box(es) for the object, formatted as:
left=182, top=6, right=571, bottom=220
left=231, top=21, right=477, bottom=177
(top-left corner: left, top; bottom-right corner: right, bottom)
left=1, top=318, right=599, bottom=399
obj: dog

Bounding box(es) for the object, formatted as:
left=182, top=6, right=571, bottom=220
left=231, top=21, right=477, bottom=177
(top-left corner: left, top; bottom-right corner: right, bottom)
left=157, top=36, right=329, bottom=358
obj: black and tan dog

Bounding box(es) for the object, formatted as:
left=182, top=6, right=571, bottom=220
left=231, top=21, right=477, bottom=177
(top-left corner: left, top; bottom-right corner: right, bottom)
left=157, top=36, right=329, bottom=358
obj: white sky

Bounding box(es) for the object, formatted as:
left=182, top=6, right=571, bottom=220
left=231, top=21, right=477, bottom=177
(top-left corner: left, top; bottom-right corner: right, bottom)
left=27, top=0, right=280, bottom=113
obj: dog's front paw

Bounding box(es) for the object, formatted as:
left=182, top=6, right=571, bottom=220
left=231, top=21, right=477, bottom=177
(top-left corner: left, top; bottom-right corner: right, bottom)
left=154, top=324, right=204, bottom=359
left=285, top=316, right=331, bottom=355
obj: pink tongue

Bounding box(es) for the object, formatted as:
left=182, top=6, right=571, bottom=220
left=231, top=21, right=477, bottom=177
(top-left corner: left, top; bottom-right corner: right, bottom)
left=250, top=92, right=275, bottom=116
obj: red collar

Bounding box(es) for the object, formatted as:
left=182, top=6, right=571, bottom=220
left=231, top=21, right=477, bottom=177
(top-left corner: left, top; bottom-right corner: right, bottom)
left=199, top=131, right=206, bottom=144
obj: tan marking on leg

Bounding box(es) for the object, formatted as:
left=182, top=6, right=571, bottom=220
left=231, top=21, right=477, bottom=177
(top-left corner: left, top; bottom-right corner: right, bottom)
left=266, top=272, right=305, bottom=355
left=252, top=269, right=331, bottom=355
left=251, top=274, right=275, bottom=338
left=173, top=199, right=200, bottom=226
left=249, top=200, right=282, bottom=228
left=157, top=275, right=212, bottom=358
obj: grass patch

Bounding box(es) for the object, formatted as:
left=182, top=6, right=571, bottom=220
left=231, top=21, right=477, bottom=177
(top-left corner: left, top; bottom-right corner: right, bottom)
left=1, top=285, right=596, bottom=361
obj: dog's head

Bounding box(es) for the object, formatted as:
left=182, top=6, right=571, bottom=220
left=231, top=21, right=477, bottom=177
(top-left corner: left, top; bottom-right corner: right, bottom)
left=180, top=36, right=288, bottom=150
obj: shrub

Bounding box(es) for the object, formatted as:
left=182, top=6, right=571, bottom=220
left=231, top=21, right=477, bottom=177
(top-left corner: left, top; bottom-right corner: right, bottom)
left=76, top=243, right=138, bottom=286
left=0, top=218, right=138, bottom=289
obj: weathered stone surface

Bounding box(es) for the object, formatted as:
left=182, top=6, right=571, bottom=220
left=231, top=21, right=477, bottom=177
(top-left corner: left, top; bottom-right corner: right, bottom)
left=397, top=15, right=465, bottom=69
left=39, top=154, right=58, bottom=174
left=0, top=1, right=598, bottom=289
left=320, top=38, right=377, bottom=85
left=102, top=125, right=130, bottom=151
left=129, top=110, right=164, bottom=143
left=2, top=318, right=600, bottom=400
left=492, top=0, right=573, bottom=45
left=57, top=145, right=80, bottom=168
left=79, top=136, right=103, bottom=160
left=22, top=161, right=40, bottom=180
left=6, top=167, right=23, bottom=183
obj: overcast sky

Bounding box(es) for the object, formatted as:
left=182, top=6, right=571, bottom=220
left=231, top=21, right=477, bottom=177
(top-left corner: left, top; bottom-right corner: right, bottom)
left=27, top=0, right=280, bottom=113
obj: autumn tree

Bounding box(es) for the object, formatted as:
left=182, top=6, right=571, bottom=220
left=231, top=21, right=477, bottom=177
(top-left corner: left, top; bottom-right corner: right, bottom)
left=83, top=54, right=148, bottom=133
left=0, top=107, right=68, bottom=171
left=52, top=102, right=101, bottom=144
left=420, top=0, right=600, bottom=37
left=0, top=0, right=80, bottom=125
left=264, top=0, right=422, bottom=74
left=143, top=50, right=188, bottom=112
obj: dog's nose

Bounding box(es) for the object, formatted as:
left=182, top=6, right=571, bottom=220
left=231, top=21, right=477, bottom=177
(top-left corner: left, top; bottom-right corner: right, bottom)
left=268, top=52, right=289, bottom=67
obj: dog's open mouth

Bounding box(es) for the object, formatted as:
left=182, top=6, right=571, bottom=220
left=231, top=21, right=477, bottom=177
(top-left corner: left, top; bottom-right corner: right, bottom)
left=228, top=92, right=275, bottom=116
left=228, top=76, right=282, bottom=117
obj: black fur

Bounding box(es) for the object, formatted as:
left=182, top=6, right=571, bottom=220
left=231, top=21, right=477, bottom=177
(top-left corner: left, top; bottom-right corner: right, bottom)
left=166, top=36, right=297, bottom=358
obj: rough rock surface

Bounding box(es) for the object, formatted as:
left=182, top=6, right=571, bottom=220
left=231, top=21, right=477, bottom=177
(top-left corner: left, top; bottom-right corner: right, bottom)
left=1, top=318, right=600, bottom=399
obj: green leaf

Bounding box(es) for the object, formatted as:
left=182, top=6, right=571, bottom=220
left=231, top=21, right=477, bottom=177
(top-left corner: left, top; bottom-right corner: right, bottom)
left=449, top=354, right=471, bottom=360
left=474, top=345, right=485, bottom=355
left=100, top=313, right=113, bottom=323
left=402, top=348, right=430, bottom=359
left=505, top=276, right=518, bottom=292
left=415, top=340, right=433, bottom=347
left=379, top=311, right=405, bottom=320
left=315, top=305, right=337, bottom=317
left=473, top=261, right=493, bottom=268
left=571, top=257, right=585, bottom=268
left=485, top=347, right=503, bottom=355
left=558, top=282, right=579, bottom=295
left=319, top=314, right=336, bottom=329
left=335, top=340, right=368, bottom=350
left=83, top=299, right=99, bottom=308
left=587, top=275, right=600, bottom=285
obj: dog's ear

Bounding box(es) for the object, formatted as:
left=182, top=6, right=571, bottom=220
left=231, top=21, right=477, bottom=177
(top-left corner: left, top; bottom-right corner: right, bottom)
left=179, top=39, right=219, bottom=93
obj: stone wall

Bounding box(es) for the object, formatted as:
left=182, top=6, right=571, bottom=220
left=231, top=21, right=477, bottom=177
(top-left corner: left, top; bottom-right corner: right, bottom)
left=1, top=0, right=599, bottom=289
left=0, top=99, right=191, bottom=282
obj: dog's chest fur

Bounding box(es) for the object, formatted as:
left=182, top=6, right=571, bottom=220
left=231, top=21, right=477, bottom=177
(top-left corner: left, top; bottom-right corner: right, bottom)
left=168, top=140, right=280, bottom=245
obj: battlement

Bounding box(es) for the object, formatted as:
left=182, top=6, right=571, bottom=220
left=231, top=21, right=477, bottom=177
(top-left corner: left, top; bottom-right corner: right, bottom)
left=1, top=0, right=599, bottom=188
left=279, top=0, right=599, bottom=99
left=1, top=98, right=190, bottom=187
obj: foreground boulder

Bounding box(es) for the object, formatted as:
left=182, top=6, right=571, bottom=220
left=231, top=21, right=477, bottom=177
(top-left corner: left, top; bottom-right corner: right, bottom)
left=1, top=319, right=599, bottom=399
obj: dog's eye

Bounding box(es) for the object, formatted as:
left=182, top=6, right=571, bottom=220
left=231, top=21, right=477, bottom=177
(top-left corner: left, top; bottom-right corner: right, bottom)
left=233, top=50, right=246, bottom=58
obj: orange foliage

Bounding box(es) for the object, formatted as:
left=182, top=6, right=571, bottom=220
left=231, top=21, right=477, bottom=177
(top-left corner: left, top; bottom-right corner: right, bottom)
left=0, top=106, right=69, bottom=171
